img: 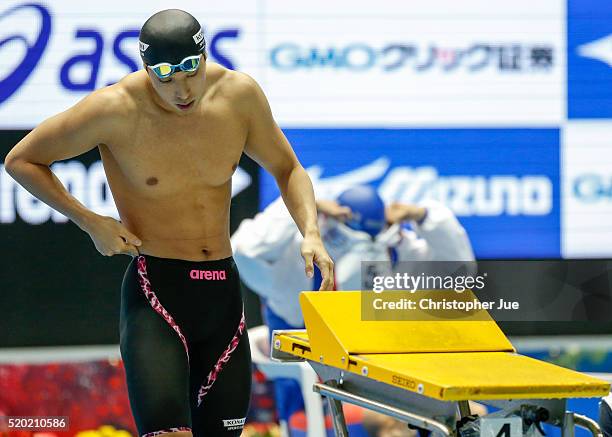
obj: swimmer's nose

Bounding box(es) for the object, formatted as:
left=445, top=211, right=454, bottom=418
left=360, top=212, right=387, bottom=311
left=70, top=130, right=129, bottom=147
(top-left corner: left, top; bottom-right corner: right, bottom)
left=175, top=90, right=191, bottom=101
left=174, top=79, right=191, bottom=101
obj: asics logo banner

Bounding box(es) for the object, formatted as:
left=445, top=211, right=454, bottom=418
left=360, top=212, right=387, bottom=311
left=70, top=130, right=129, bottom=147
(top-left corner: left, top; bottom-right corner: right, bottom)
left=0, top=3, right=52, bottom=104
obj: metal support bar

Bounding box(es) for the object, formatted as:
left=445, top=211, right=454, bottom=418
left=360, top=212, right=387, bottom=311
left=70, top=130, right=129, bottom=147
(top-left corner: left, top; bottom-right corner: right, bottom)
left=573, top=413, right=604, bottom=437
left=313, top=382, right=453, bottom=437
left=562, top=411, right=575, bottom=437
left=458, top=401, right=471, bottom=419
left=324, top=380, right=349, bottom=437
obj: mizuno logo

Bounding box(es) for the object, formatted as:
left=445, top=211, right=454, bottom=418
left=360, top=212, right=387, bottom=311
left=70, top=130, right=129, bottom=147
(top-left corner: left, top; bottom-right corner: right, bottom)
left=308, top=158, right=553, bottom=217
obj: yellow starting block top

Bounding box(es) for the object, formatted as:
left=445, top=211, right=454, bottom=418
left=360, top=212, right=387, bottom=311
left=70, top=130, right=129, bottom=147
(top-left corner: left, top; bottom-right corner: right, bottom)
left=273, top=292, right=610, bottom=401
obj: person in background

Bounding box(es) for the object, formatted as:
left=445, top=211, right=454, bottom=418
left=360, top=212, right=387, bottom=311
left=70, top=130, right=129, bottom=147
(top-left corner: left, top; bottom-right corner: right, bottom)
left=232, top=184, right=475, bottom=431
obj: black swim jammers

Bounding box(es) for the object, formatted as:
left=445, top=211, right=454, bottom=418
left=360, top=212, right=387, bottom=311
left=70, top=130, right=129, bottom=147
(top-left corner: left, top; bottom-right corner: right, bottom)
left=120, top=255, right=251, bottom=436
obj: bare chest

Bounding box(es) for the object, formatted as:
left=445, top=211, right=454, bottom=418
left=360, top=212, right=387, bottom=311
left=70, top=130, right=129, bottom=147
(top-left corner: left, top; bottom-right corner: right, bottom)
left=104, top=108, right=246, bottom=196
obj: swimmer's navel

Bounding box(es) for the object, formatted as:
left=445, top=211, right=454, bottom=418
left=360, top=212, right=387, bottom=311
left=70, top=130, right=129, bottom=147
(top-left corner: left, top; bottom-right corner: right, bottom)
left=146, top=177, right=158, bottom=186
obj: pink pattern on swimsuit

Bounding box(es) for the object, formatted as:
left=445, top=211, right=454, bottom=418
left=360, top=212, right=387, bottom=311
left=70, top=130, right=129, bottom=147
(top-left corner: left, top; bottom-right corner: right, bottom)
left=136, top=255, right=190, bottom=363
left=141, top=426, right=191, bottom=437
left=135, top=255, right=245, bottom=409
left=196, top=308, right=246, bottom=407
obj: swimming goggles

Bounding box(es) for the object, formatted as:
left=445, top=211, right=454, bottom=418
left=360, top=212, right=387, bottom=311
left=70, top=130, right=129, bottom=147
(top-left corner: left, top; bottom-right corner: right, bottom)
left=147, top=55, right=201, bottom=80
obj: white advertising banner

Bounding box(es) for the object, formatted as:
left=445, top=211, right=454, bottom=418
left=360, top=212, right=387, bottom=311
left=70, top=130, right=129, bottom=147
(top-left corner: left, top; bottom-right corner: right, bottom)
left=261, top=0, right=565, bottom=127
left=1, top=0, right=564, bottom=128
left=562, top=121, right=612, bottom=258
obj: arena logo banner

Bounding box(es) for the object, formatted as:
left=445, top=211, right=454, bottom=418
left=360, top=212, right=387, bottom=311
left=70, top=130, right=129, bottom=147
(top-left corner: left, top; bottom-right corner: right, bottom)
left=562, top=121, right=612, bottom=258
left=260, top=128, right=561, bottom=258
left=0, top=0, right=254, bottom=129
left=567, top=0, right=612, bottom=118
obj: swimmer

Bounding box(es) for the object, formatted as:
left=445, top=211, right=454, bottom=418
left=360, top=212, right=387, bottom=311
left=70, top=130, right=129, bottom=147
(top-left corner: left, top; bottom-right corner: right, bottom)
left=4, top=9, right=334, bottom=437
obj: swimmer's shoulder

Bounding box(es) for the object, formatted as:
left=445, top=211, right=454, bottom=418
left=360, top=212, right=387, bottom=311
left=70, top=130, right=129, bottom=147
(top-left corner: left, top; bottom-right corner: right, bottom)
left=78, top=72, right=142, bottom=123
left=206, top=62, right=268, bottom=114
left=68, top=72, right=145, bottom=146
left=111, top=70, right=151, bottom=114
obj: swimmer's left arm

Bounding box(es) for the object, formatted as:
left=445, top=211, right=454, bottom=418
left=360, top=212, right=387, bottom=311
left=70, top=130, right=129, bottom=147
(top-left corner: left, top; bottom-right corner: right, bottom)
left=238, top=73, right=334, bottom=290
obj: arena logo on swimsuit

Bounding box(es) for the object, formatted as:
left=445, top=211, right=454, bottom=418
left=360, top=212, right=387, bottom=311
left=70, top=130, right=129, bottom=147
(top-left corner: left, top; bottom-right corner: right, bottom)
left=189, top=269, right=227, bottom=280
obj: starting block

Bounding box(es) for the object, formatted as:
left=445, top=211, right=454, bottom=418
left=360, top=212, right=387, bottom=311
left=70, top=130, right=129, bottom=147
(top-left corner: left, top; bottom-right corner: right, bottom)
left=271, top=291, right=610, bottom=437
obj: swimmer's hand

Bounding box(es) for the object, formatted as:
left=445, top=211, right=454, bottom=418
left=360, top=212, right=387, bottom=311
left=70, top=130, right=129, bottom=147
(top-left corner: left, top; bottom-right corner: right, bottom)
left=301, top=234, right=335, bottom=291
left=83, top=215, right=142, bottom=257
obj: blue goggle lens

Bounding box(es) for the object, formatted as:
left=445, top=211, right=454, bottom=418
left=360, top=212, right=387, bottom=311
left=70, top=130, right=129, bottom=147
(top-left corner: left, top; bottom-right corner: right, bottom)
left=151, top=56, right=201, bottom=79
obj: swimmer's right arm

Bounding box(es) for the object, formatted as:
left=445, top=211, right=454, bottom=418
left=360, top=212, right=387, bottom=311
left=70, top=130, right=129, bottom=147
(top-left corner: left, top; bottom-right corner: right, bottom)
left=4, top=88, right=141, bottom=257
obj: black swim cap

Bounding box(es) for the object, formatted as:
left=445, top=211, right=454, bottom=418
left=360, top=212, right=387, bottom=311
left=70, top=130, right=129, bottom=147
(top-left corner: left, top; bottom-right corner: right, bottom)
left=139, top=9, right=206, bottom=66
